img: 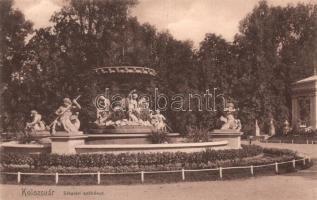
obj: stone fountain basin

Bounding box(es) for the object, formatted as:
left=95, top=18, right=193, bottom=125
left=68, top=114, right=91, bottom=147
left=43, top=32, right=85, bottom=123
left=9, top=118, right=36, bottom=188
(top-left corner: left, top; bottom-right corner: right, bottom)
left=0, top=141, right=51, bottom=154
left=85, top=133, right=182, bottom=144
left=75, top=141, right=229, bottom=154
left=1, top=130, right=242, bottom=154
left=0, top=139, right=229, bottom=154
left=88, top=125, right=155, bottom=134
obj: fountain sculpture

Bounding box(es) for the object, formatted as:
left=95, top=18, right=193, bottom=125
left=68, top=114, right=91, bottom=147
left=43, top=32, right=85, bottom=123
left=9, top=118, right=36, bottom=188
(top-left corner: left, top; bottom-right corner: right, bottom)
left=1, top=66, right=242, bottom=154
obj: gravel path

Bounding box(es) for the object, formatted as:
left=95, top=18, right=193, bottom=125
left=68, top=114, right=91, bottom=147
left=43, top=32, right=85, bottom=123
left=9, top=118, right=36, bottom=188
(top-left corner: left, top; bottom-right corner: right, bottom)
left=1, top=142, right=316, bottom=200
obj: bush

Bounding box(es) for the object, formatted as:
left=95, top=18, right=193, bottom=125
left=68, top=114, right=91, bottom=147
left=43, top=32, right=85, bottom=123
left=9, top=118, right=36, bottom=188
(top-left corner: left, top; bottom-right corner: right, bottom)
left=148, top=130, right=170, bottom=144
left=263, top=148, right=298, bottom=157
left=186, top=127, right=209, bottom=142
left=276, top=128, right=317, bottom=138
left=0, top=145, right=303, bottom=174
left=1, top=145, right=264, bottom=169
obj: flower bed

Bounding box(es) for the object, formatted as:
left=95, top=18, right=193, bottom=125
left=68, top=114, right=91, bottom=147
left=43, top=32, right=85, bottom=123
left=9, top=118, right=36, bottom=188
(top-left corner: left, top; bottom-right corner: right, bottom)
left=0, top=145, right=262, bottom=170
left=0, top=145, right=312, bottom=184
left=0, top=145, right=299, bottom=173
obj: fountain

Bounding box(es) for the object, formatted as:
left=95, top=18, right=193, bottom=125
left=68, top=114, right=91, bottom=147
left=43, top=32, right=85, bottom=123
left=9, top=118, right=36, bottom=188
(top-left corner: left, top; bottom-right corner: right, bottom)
left=1, top=66, right=242, bottom=154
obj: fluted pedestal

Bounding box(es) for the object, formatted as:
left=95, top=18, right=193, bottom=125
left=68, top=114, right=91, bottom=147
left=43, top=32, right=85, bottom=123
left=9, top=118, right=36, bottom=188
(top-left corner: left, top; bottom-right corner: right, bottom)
left=50, top=132, right=87, bottom=154
left=209, top=130, right=243, bottom=149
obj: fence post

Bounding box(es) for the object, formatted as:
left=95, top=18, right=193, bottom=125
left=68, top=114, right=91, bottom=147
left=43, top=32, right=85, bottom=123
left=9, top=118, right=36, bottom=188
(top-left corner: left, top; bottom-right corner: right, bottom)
left=97, top=171, right=101, bottom=185
left=219, top=167, right=223, bottom=179
left=292, top=140, right=294, bottom=144
left=55, top=173, right=59, bottom=184
left=250, top=165, right=254, bottom=176
left=306, top=140, right=309, bottom=144
left=181, top=169, right=185, bottom=181
left=303, top=158, right=306, bottom=165
left=141, top=171, right=144, bottom=183
left=292, top=159, right=296, bottom=168
left=17, top=172, right=21, bottom=184
left=275, top=162, right=278, bottom=174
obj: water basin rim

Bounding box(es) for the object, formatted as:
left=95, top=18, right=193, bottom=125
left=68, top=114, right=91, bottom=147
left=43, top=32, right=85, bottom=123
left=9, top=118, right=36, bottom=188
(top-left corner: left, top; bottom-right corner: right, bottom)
left=75, top=141, right=228, bottom=149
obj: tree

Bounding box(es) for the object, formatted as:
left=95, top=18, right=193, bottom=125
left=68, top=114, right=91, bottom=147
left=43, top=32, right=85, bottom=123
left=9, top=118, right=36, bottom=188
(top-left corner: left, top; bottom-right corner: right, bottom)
left=195, top=1, right=317, bottom=134
left=3, top=0, right=198, bottom=133
left=153, top=31, right=198, bottom=132
left=5, top=0, right=316, bottom=135
left=233, top=0, right=317, bottom=133
left=0, top=0, right=33, bottom=131
left=195, top=33, right=238, bottom=130
left=0, top=0, right=33, bottom=84
left=196, top=33, right=238, bottom=94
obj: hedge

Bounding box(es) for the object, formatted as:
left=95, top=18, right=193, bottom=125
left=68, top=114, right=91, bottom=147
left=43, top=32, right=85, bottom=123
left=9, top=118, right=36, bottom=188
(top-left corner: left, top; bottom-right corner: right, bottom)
left=2, top=154, right=301, bottom=173
left=262, top=148, right=298, bottom=157
left=0, top=145, right=304, bottom=174
left=1, top=145, right=263, bottom=169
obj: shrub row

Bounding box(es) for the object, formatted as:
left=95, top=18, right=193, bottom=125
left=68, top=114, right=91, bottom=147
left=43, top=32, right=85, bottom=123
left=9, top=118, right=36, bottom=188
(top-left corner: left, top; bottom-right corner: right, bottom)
left=1, top=154, right=300, bottom=173
left=1, top=145, right=263, bottom=169
left=263, top=148, right=299, bottom=157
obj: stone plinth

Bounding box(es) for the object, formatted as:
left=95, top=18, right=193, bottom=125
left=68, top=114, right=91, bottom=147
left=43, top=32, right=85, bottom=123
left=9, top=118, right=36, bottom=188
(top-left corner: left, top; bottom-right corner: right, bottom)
left=50, top=132, right=87, bottom=154
left=209, top=130, right=243, bottom=149
left=0, top=141, right=51, bottom=154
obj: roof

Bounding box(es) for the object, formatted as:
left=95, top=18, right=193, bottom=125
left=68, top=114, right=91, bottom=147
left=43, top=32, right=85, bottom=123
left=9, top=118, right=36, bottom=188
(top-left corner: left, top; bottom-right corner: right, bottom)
left=294, top=75, right=317, bottom=84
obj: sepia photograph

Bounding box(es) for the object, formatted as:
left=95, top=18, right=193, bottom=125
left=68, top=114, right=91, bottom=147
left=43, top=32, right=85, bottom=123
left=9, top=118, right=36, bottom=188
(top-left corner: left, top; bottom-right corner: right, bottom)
left=0, top=0, right=316, bottom=199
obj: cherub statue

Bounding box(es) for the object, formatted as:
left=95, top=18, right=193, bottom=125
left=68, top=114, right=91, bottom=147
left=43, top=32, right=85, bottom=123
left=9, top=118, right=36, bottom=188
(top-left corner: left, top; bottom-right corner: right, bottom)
left=138, top=97, right=149, bottom=110
left=128, top=111, right=139, bottom=123
left=25, top=110, right=46, bottom=131
left=51, top=97, right=81, bottom=135
left=125, top=89, right=140, bottom=123
left=151, top=110, right=167, bottom=131
left=127, top=89, right=140, bottom=114
left=95, top=95, right=111, bottom=125
left=220, top=102, right=241, bottom=131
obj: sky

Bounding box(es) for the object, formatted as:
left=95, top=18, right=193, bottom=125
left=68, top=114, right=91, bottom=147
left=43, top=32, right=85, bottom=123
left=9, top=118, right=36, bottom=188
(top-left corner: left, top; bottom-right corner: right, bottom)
left=13, top=0, right=316, bottom=46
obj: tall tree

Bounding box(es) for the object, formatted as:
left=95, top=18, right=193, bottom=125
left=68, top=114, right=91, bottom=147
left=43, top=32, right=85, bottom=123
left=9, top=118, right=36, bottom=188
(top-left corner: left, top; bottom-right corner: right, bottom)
left=5, top=0, right=198, bottom=133
left=234, top=0, right=317, bottom=133
left=196, top=33, right=237, bottom=94
left=0, top=0, right=33, bottom=131
left=0, top=0, right=33, bottom=84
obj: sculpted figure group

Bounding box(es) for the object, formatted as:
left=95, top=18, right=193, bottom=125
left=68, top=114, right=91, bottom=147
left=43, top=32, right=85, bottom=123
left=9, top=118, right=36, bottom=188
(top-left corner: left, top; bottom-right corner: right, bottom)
left=220, top=102, right=242, bottom=131
left=25, top=96, right=82, bottom=135
left=26, top=92, right=245, bottom=135
left=25, top=110, right=46, bottom=131
left=26, top=92, right=246, bottom=135
left=51, top=97, right=81, bottom=135
left=94, top=90, right=167, bottom=131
